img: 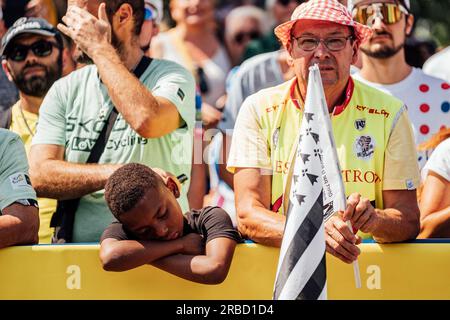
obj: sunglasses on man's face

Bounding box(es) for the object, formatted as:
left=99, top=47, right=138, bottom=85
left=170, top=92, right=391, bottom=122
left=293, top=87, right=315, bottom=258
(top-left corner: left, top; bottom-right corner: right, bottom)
left=352, top=2, right=408, bottom=27
left=234, top=31, right=261, bottom=45
left=6, top=40, right=59, bottom=62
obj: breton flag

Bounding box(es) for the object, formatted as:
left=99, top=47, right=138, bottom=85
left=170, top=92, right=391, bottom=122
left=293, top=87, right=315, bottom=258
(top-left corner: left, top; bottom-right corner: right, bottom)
left=273, top=64, right=349, bottom=300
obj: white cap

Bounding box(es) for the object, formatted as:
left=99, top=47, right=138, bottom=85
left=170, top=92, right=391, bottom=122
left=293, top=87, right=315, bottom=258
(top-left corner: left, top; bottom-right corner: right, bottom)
left=145, top=0, right=164, bottom=25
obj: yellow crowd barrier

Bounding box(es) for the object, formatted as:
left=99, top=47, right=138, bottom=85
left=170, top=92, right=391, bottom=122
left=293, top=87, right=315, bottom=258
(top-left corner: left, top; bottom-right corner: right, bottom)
left=0, top=241, right=449, bottom=299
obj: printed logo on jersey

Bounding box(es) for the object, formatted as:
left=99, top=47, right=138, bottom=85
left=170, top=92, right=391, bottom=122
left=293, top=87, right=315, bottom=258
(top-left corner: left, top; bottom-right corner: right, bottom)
left=9, top=173, right=32, bottom=190
left=272, top=127, right=280, bottom=151
left=406, top=179, right=415, bottom=190
left=98, top=107, right=109, bottom=120
left=161, top=83, right=185, bottom=102
left=67, top=115, right=148, bottom=153
left=354, top=135, right=376, bottom=160
left=356, top=105, right=390, bottom=118
left=265, top=104, right=283, bottom=114
left=354, top=118, right=366, bottom=131
left=342, top=169, right=382, bottom=184
left=177, top=88, right=185, bottom=101
left=71, top=137, right=96, bottom=152
left=274, top=161, right=290, bottom=174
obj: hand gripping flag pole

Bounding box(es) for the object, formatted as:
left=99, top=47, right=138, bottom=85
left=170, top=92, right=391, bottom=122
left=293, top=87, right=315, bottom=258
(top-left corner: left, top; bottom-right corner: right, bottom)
left=273, top=64, right=361, bottom=300
left=312, top=66, right=362, bottom=290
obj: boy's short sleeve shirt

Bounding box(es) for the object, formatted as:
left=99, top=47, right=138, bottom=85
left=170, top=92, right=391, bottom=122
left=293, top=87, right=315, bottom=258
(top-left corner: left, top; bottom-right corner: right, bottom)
left=0, top=129, right=36, bottom=212
left=100, top=206, right=241, bottom=243
left=183, top=206, right=242, bottom=243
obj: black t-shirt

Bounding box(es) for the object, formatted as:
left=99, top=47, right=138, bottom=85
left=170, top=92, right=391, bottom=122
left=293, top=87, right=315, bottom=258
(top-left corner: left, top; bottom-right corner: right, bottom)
left=100, top=206, right=242, bottom=244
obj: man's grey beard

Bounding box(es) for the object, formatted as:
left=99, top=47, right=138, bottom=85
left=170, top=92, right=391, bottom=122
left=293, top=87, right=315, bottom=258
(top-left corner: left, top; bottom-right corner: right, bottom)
left=361, top=43, right=405, bottom=59
left=13, top=60, right=62, bottom=97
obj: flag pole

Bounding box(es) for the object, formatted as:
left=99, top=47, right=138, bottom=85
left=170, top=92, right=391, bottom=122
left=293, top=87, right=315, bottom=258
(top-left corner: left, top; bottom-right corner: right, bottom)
left=312, top=64, right=362, bottom=289
left=346, top=220, right=362, bottom=288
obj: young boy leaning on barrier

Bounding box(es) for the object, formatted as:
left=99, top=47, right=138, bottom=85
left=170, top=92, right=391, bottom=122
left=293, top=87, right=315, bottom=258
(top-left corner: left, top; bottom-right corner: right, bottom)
left=100, top=163, right=241, bottom=284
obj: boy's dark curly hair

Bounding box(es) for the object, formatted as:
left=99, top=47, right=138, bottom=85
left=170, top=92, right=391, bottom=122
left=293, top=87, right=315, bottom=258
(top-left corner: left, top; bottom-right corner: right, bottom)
left=105, top=163, right=163, bottom=220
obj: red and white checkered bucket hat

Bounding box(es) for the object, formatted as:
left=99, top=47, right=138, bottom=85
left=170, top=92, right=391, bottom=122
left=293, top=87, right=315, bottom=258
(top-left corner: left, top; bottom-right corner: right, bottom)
left=274, top=0, right=372, bottom=47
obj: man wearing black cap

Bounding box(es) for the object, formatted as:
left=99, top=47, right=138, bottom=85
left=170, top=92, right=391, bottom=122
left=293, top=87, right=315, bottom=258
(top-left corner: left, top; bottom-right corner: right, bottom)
left=0, top=17, right=63, bottom=244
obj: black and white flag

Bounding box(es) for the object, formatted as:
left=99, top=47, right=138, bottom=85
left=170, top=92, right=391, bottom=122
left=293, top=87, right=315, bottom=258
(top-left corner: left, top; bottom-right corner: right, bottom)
left=273, top=64, right=348, bottom=300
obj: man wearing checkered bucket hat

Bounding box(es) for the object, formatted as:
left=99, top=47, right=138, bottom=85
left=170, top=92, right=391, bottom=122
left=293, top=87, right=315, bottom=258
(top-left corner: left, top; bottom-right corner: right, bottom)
left=227, top=0, right=420, bottom=263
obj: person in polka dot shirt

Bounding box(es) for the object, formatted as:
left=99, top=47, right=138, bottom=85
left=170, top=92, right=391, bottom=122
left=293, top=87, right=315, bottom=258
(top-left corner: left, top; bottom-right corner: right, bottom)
left=351, top=0, right=450, bottom=170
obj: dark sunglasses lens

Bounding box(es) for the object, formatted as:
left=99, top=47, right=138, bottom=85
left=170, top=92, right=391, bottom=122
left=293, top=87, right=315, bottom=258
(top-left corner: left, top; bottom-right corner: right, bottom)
left=250, top=31, right=260, bottom=40
left=9, top=46, right=28, bottom=61
left=234, top=31, right=260, bottom=44
left=32, top=41, right=53, bottom=57
left=234, top=33, right=244, bottom=44
left=7, top=41, right=53, bottom=61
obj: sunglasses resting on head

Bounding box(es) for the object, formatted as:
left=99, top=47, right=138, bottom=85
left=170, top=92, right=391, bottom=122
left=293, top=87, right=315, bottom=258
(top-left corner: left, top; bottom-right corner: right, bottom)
left=352, top=2, right=408, bottom=27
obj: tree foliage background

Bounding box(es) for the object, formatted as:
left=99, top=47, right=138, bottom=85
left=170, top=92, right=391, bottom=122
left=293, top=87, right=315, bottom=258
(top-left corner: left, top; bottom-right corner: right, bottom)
left=411, top=0, right=450, bottom=47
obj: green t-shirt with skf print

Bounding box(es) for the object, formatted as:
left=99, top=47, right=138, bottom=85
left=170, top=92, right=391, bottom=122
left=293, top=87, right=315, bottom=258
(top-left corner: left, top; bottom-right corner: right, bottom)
left=33, top=59, right=196, bottom=243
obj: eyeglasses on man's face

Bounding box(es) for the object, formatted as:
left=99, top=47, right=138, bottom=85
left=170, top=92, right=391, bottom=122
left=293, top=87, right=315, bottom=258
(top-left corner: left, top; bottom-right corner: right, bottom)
left=292, top=35, right=354, bottom=52
left=5, top=39, right=60, bottom=62
left=352, top=2, right=408, bottom=27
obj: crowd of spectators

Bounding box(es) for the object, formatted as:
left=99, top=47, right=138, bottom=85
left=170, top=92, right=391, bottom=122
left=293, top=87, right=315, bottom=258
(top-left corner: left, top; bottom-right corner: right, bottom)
left=0, top=0, right=448, bottom=283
